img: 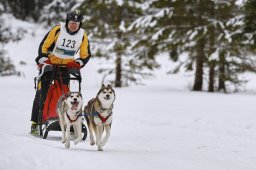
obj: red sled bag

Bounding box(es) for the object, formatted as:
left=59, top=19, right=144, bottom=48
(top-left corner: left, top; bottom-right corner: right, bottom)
left=42, top=80, right=69, bottom=122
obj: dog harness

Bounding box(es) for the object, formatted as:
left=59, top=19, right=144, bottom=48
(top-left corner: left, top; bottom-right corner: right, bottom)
left=66, top=112, right=82, bottom=123
left=97, top=111, right=112, bottom=123
left=84, top=98, right=112, bottom=123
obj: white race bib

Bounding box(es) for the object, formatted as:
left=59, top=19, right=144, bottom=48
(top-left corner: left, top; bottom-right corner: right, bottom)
left=52, top=22, right=84, bottom=59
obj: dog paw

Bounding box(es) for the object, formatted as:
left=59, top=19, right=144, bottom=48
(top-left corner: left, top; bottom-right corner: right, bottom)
left=98, top=146, right=103, bottom=151
left=90, top=141, right=95, bottom=145
left=90, top=137, right=95, bottom=145
left=96, top=140, right=101, bottom=146
left=65, top=141, right=70, bottom=149
left=101, top=141, right=107, bottom=147
left=61, top=138, right=66, bottom=143
left=74, top=139, right=81, bottom=145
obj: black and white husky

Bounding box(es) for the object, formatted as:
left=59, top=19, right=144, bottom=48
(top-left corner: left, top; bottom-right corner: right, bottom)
left=57, top=92, right=83, bottom=149
left=84, top=84, right=116, bottom=151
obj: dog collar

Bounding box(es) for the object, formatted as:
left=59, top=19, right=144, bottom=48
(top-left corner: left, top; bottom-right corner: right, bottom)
left=100, top=107, right=108, bottom=112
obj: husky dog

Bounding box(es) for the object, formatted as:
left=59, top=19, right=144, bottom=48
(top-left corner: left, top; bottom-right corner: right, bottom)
left=84, top=84, right=115, bottom=151
left=57, top=92, right=83, bottom=149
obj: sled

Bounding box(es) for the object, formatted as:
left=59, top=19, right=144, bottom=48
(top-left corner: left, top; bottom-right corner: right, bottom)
left=34, top=64, right=87, bottom=140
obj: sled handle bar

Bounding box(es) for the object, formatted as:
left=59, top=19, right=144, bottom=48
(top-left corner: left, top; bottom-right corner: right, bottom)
left=34, top=64, right=82, bottom=90
left=35, top=64, right=81, bottom=81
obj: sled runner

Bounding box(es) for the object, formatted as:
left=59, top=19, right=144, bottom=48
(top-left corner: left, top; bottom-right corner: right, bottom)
left=34, top=64, right=87, bottom=140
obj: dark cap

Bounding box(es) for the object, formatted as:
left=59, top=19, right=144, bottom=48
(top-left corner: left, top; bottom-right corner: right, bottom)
left=66, top=9, right=84, bottom=22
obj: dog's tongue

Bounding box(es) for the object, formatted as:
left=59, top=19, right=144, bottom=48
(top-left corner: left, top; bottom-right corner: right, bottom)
left=71, top=102, right=79, bottom=110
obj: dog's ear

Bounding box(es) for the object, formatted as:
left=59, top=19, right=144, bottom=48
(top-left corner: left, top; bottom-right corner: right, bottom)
left=107, top=84, right=115, bottom=94
left=79, top=93, right=82, bottom=98
left=101, top=84, right=106, bottom=89
left=107, top=84, right=111, bottom=88
left=64, top=92, right=70, bottom=99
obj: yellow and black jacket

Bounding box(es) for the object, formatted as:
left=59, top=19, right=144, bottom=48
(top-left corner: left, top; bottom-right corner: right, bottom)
left=36, top=24, right=91, bottom=67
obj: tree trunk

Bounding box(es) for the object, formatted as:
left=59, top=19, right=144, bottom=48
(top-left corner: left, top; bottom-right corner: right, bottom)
left=218, top=51, right=226, bottom=93
left=114, top=30, right=123, bottom=87
left=115, top=55, right=122, bottom=87
left=208, top=61, right=215, bottom=92
left=193, top=38, right=204, bottom=91
left=207, top=22, right=216, bottom=92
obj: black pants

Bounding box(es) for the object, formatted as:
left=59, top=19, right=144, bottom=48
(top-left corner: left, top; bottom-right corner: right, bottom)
left=30, top=68, right=70, bottom=123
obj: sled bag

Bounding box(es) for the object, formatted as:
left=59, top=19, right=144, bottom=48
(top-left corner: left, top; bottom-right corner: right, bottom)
left=42, top=81, right=69, bottom=122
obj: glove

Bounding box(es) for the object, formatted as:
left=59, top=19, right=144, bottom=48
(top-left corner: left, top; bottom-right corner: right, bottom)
left=66, top=61, right=81, bottom=69
left=38, top=57, right=52, bottom=68
left=75, top=58, right=84, bottom=67
left=44, top=59, right=52, bottom=65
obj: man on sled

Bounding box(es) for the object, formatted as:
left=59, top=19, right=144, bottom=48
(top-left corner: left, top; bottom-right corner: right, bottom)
left=30, top=9, right=91, bottom=134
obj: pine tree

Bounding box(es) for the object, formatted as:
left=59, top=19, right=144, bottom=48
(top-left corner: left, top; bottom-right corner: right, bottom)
left=243, top=0, right=256, bottom=53
left=131, top=0, right=212, bottom=91
left=210, top=0, right=256, bottom=92
left=1, top=0, right=44, bottom=21
left=80, top=0, right=159, bottom=87
left=131, top=0, right=255, bottom=92
left=39, top=0, right=78, bottom=26
left=0, top=15, right=16, bottom=76
left=0, top=1, right=28, bottom=76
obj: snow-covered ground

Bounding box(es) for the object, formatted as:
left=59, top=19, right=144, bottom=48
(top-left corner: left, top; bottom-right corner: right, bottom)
left=0, top=19, right=256, bottom=170
left=1, top=71, right=256, bottom=170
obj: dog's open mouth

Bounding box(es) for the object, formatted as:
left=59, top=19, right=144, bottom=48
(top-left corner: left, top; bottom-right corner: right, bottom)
left=104, top=97, right=111, bottom=100
left=71, top=101, right=79, bottom=110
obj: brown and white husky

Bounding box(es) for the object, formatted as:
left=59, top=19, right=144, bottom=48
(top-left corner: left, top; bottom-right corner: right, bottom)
left=57, top=92, right=83, bottom=149
left=84, top=84, right=116, bottom=151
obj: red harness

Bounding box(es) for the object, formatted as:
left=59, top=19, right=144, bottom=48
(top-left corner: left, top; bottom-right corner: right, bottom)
left=85, top=98, right=112, bottom=123
left=97, top=112, right=112, bottom=123
left=66, top=112, right=81, bottom=123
